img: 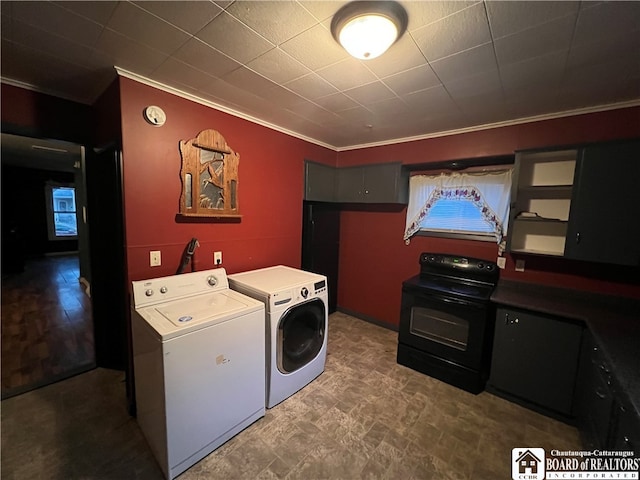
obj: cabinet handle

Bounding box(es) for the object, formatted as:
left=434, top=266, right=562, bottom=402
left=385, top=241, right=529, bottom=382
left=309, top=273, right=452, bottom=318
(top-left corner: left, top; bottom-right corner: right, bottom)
left=576, top=232, right=581, bottom=244
left=595, top=388, right=607, bottom=400
left=504, top=313, right=519, bottom=325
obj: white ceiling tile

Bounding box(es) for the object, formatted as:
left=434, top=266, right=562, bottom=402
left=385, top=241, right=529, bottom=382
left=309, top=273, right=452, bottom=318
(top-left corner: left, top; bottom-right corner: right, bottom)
left=285, top=72, right=338, bottom=100
left=568, top=31, right=640, bottom=70
left=152, top=57, right=216, bottom=91
left=227, top=1, right=317, bottom=46
left=285, top=101, right=340, bottom=125
left=280, top=23, right=347, bottom=71
left=499, top=51, right=567, bottom=93
left=444, top=68, right=502, bottom=99
left=246, top=48, right=311, bottom=84
left=404, top=1, right=479, bottom=32
left=8, top=18, right=94, bottom=67
left=344, top=81, right=396, bottom=105
left=10, top=1, right=104, bottom=47
left=366, top=97, right=411, bottom=117
left=54, top=1, right=119, bottom=25
left=411, top=3, right=491, bottom=62
left=430, top=42, right=497, bottom=84
left=196, top=11, right=273, bottom=64
left=573, top=2, right=640, bottom=46
left=401, top=85, right=459, bottom=114
left=106, top=2, right=190, bottom=55
left=172, top=37, right=241, bottom=79
left=486, top=1, right=579, bottom=39
left=382, top=65, right=441, bottom=96
left=260, top=84, right=307, bottom=109
left=337, top=105, right=375, bottom=126
left=220, top=66, right=278, bottom=96
left=132, top=1, right=223, bottom=34
left=313, top=92, right=359, bottom=112
left=92, top=28, right=169, bottom=75
left=494, top=15, right=575, bottom=66
left=297, top=1, right=343, bottom=23
left=316, top=57, right=377, bottom=91
left=363, top=35, right=427, bottom=79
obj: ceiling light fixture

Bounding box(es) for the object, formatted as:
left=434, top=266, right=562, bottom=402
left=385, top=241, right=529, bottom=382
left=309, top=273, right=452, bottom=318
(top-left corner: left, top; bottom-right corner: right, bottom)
left=331, top=1, right=408, bottom=60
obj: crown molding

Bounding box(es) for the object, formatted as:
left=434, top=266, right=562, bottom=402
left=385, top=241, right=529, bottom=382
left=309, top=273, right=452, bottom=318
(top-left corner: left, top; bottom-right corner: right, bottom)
left=114, top=67, right=336, bottom=152
left=336, top=99, right=640, bottom=152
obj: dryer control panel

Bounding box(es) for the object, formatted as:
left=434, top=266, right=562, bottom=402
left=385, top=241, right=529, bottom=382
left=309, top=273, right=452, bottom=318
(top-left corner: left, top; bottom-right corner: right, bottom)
left=269, top=279, right=327, bottom=312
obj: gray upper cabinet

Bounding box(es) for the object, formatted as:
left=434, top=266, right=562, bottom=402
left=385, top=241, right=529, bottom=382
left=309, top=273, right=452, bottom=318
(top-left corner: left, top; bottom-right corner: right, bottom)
left=508, top=139, right=640, bottom=266
left=336, top=162, right=408, bottom=204
left=304, top=160, right=336, bottom=202
left=564, top=140, right=640, bottom=266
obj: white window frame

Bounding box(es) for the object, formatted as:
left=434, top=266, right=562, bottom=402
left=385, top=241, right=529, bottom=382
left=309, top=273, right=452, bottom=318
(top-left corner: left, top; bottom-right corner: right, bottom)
left=404, top=168, right=513, bottom=244
left=45, top=182, right=78, bottom=241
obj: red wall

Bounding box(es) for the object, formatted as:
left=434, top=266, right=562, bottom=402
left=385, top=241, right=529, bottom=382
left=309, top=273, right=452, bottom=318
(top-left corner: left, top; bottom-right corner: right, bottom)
left=117, top=78, right=336, bottom=283
left=1, top=83, right=92, bottom=143
left=336, top=107, right=640, bottom=327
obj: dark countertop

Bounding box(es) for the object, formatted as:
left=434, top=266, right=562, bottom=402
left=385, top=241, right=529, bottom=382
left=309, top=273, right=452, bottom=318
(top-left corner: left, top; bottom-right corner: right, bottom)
left=491, top=279, right=640, bottom=418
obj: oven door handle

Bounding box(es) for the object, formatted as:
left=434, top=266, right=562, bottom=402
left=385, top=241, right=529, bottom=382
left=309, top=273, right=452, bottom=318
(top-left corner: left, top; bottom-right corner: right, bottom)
left=439, top=296, right=484, bottom=308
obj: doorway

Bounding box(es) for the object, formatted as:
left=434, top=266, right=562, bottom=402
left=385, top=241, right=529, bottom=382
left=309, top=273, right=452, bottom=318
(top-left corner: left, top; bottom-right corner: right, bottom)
left=0, top=134, right=95, bottom=398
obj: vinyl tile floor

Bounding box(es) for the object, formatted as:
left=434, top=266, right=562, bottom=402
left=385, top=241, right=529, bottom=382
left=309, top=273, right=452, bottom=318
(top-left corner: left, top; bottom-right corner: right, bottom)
left=1, top=311, right=582, bottom=479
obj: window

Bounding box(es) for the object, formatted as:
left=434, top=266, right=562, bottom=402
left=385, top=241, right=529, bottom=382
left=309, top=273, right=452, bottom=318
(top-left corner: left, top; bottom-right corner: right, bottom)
left=404, top=169, right=512, bottom=243
left=45, top=183, right=78, bottom=240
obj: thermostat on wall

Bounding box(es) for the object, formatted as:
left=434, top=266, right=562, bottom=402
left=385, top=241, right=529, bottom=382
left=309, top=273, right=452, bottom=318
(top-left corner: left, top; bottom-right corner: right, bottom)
left=143, top=105, right=166, bottom=126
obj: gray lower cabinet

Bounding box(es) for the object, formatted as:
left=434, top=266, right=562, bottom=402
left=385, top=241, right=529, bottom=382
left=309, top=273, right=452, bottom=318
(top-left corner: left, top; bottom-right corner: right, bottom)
left=575, top=332, right=615, bottom=448
left=611, top=399, right=640, bottom=451
left=576, top=331, right=640, bottom=450
left=304, top=160, right=337, bottom=202
left=489, top=307, right=583, bottom=417
left=336, top=162, right=408, bottom=204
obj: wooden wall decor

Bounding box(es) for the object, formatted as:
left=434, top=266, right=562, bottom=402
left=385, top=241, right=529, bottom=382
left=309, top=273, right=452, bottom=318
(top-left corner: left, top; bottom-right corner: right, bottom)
left=178, top=129, right=241, bottom=218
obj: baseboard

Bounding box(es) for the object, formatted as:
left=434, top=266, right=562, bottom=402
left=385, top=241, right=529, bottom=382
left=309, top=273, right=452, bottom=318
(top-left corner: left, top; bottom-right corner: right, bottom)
left=335, top=307, right=399, bottom=332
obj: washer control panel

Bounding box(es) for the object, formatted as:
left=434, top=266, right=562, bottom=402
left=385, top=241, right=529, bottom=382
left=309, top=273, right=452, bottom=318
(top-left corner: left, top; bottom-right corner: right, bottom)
left=132, top=268, right=228, bottom=308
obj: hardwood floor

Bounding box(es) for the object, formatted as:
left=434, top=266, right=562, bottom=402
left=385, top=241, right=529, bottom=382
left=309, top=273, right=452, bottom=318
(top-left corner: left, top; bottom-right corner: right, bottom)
left=1, top=254, right=95, bottom=399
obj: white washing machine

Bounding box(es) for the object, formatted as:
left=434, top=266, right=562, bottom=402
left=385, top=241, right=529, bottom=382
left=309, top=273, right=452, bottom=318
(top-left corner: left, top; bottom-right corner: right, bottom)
left=228, top=265, right=328, bottom=408
left=131, top=268, right=265, bottom=480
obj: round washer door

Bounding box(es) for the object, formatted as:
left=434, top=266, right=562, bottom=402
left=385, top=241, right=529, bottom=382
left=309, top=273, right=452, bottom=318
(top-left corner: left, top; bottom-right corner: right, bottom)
left=277, top=298, right=326, bottom=374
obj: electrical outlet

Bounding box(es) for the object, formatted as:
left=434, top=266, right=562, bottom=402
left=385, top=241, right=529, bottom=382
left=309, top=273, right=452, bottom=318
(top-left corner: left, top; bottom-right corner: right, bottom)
left=515, top=259, right=525, bottom=272
left=214, top=251, right=222, bottom=265
left=150, top=250, right=161, bottom=267
left=497, top=257, right=506, bottom=269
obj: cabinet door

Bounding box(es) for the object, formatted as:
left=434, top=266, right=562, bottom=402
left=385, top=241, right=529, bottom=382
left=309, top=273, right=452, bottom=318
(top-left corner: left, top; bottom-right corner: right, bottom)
left=565, top=140, right=640, bottom=266
left=304, top=160, right=336, bottom=202
left=362, top=163, right=407, bottom=203
left=336, top=166, right=364, bottom=203
left=575, top=334, right=614, bottom=449
left=611, top=400, right=640, bottom=451
left=490, top=307, right=583, bottom=416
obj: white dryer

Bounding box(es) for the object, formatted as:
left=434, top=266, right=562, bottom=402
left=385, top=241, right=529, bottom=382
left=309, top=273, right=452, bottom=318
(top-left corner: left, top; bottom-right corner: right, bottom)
left=131, top=268, right=265, bottom=480
left=228, top=265, right=328, bottom=408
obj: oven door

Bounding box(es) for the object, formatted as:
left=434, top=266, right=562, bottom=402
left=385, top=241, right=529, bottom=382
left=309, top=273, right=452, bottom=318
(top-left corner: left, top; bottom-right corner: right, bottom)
left=399, top=283, right=490, bottom=370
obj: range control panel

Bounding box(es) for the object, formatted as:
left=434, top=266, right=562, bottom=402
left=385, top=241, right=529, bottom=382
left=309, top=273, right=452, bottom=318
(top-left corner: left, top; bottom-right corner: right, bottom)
left=419, top=252, right=499, bottom=282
